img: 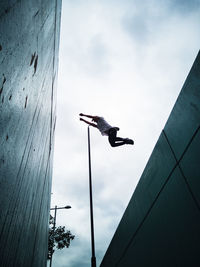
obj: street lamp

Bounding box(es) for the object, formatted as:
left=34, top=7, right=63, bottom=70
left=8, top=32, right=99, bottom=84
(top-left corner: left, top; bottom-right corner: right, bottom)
left=49, top=205, right=71, bottom=267
left=50, top=205, right=71, bottom=211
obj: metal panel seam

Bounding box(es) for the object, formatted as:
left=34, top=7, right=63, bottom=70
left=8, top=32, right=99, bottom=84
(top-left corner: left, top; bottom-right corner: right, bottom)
left=163, top=128, right=200, bottom=212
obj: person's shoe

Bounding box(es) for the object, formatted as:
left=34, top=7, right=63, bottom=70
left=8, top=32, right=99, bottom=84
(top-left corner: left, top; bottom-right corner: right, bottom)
left=125, top=138, right=134, bottom=145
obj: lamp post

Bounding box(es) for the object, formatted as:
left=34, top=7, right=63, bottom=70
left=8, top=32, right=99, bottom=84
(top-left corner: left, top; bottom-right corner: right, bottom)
left=87, top=126, right=96, bottom=267
left=49, top=205, right=71, bottom=267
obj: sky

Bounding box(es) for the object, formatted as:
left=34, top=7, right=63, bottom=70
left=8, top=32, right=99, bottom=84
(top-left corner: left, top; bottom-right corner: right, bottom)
left=50, top=0, right=200, bottom=266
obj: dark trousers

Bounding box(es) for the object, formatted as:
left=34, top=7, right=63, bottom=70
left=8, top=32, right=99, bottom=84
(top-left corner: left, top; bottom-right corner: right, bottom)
left=108, top=128, right=126, bottom=147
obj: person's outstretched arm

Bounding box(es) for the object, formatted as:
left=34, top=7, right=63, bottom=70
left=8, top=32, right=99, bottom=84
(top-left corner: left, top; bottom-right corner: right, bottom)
left=80, top=118, right=98, bottom=128
left=79, top=113, right=99, bottom=120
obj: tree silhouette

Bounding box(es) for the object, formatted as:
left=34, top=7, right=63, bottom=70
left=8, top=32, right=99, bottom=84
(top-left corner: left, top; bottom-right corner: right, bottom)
left=48, top=215, right=75, bottom=260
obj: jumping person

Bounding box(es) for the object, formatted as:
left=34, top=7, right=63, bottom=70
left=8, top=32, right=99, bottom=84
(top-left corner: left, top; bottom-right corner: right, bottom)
left=79, top=113, right=134, bottom=147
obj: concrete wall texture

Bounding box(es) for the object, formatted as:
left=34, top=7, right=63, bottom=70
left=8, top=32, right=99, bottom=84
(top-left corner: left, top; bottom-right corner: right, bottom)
left=101, top=51, right=200, bottom=267
left=0, top=1, right=61, bottom=266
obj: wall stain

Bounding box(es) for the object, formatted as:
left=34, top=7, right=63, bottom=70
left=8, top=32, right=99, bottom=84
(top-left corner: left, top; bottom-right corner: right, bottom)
left=0, top=74, right=6, bottom=97
left=6, top=135, right=8, bottom=141
left=9, top=95, right=12, bottom=100
left=30, top=53, right=38, bottom=74
left=30, top=53, right=36, bottom=66
left=34, top=10, right=39, bottom=17
left=34, top=55, right=38, bottom=74
left=3, top=74, right=6, bottom=84
left=24, top=95, right=28, bottom=108
left=5, top=7, right=11, bottom=14
left=0, top=45, right=2, bottom=51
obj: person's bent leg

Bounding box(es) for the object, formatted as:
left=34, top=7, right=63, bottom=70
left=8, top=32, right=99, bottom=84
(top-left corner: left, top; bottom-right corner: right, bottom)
left=108, top=130, right=134, bottom=147
left=108, top=130, right=126, bottom=147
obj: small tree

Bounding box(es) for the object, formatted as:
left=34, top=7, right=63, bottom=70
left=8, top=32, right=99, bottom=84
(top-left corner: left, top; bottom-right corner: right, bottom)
left=48, top=215, right=75, bottom=260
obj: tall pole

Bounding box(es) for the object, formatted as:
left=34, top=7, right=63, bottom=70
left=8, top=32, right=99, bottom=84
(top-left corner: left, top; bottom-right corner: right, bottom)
left=50, top=205, right=57, bottom=267
left=87, top=126, right=96, bottom=267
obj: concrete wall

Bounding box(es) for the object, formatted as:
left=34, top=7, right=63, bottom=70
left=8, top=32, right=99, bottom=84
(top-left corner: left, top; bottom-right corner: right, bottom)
left=0, top=1, right=62, bottom=266
left=101, top=51, right=200, bottom=267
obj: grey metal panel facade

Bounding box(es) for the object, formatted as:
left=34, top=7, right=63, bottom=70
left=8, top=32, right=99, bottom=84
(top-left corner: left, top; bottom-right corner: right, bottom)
left=0, top=1, right=62, bottom=266
left=101, top=51, right=200, bottom=267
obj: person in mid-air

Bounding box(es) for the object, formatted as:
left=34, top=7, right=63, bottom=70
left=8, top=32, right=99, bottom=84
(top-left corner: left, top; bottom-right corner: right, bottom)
left=79, top=113, right=134, bottom=147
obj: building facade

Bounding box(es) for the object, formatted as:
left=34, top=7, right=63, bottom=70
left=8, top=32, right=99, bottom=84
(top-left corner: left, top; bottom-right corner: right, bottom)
left=101, top=51, right=200, bottom=267
left=0, top=1, right=62, bottom=266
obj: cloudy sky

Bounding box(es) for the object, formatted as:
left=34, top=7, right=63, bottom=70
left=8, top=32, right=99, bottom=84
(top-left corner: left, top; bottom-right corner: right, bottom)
left=50, top=0, right=200, bottom=266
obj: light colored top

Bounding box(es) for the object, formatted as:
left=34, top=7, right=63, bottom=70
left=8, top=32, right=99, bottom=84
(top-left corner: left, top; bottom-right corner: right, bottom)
left=97, top=117, right=113, bottom=136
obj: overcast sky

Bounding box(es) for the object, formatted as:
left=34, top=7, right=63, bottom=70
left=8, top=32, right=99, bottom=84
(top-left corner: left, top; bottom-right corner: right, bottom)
left=50, top=0, right=200, bottom=266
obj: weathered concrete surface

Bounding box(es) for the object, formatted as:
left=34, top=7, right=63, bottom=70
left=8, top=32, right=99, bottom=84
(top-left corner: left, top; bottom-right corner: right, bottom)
left=101, top=51, right=200, bottom=267
left=0, top=1, right=62, bottom=266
